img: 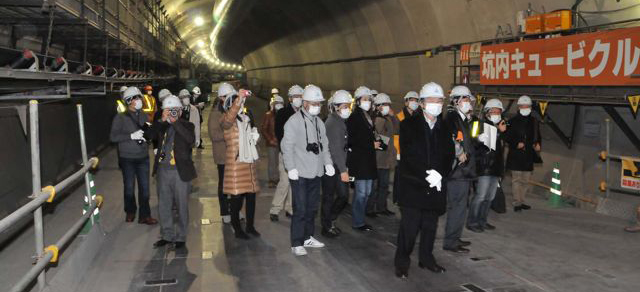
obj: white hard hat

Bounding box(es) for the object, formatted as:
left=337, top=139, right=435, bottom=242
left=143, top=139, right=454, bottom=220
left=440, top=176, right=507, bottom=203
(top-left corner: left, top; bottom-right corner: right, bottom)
left=354, top=86, right=372, bottom=99
left=271, top=88, right=279, bottom=94
left=403, top=91, right=419, bottom=100
left=123, top=86, right=142, bottom=102
left=162, top=95, right=182, bottom=109
left=419, top=82, right=445, bottom=99
left=484, top=98, right=504, bottom=111
left=192, top=86, right=201, bottom=95
left=374, top=93, right=391, bottom=105
left=158, top=89, right=171, bottom=101
left=517, top=95, right=532, bottom=105
left=119, top=86, right=128, bottom=93
left=302, top=84, right=324, bottom=102
left=218, top=83, right=236, bottom=97
left=271, top=95, right=284, bottom=104
left=178, top=89, right=191, bottom=98
left=370, top=89, right=379, bottom=96
left=450, top=85, right=475, bottom=100
left=288, top=85, right=304, bottom=97
left=331, top=90, right=353, bottom=105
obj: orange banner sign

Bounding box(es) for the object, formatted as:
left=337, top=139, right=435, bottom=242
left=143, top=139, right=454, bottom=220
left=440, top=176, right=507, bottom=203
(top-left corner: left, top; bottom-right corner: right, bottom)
left=480, top=26, right=640, bottom=86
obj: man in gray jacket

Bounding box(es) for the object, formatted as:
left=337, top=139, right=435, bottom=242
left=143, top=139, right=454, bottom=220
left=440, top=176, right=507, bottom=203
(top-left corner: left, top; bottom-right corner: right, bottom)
left=282, top=84, right=334, bottom=256
left=110, top=86, right=157, bottom=225
left=320, top=90, right=353, bottom=238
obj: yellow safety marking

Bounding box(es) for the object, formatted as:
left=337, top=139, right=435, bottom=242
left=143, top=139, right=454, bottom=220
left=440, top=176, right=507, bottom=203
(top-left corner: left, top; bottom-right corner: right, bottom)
left=95, top=195, right=104, bottom=208
left=628, top=95, right=640, bottom=114
left=202, top=251, right=213, bottom=259
left=599, top=181, right=607, bottom=192
left=90, top=157, right=100, bottom=169
left=30, top=100, right=38, bottom=105
left=201, top=219, right=211, bottom=225
left=42, top=185, right=56, bottom=203
left=599, top=151, right=607, bottom=161
left=45, top=245, right=59, bottom=263
left=539, top=101, right=549, bottom=116
left=471, top=121, right=480, bottom=138
left=116, top=100, right=126, bottom=113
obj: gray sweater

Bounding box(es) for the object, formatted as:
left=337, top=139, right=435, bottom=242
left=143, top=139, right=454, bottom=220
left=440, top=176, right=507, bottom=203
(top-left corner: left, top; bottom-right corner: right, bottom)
left=110, top=111, right=149, bottom=159
left=325, top=112, right=348, bottom=173
left=281, top=108, right=332, bottom=179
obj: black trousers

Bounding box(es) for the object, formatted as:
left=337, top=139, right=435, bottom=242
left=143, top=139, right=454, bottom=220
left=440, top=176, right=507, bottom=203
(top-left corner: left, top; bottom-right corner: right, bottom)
left=229, top=193, right=256, bottom=232
left=394, top=207, right=439, bottom=271
left=320, top=167, right=349, bottom=229
left=217, top=164, right=229, bottom=216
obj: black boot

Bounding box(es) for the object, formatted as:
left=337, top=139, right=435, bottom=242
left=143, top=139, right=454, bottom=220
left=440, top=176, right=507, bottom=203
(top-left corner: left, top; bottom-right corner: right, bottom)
left=230, top=197, right=249, bottom=240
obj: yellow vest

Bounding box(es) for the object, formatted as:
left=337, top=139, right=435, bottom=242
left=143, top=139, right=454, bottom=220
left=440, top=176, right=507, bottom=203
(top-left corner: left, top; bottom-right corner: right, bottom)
left=393, top=111, right=406, bottom=158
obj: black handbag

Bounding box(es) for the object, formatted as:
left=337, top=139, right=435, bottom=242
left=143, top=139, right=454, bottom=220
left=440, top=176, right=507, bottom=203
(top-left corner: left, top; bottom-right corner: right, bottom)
left=491, top=183, right=507, bottom=214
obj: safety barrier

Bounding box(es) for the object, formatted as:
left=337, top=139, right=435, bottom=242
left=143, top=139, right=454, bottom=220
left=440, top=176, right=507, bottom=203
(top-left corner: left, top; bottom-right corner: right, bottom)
left=0, top=101, right=103, bottom=292
left=598, top=118, right=640, bottom=197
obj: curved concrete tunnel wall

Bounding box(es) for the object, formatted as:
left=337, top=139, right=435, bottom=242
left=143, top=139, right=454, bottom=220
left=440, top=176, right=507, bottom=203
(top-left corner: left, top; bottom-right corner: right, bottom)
left=240, top=0, right=640, bottom=213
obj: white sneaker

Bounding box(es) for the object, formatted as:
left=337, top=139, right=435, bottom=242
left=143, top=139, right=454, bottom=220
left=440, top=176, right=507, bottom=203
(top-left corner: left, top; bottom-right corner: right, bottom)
left=291, top=246, right=307, bottom=256
left=221, top=215, right=231, bottom=224
left=303, top=236, right=325, bottom=248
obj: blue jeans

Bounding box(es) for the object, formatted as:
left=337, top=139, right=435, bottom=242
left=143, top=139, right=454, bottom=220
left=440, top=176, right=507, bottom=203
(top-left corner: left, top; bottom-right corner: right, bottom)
left=119, top=156, right=151, bottom=219
left=290, top=177, right=321, bottom=247
left=467, top=176, right=499, bottom=228
left=352, top=179, right=373, bottom=228
left=367, top=169, right=391, bottom=213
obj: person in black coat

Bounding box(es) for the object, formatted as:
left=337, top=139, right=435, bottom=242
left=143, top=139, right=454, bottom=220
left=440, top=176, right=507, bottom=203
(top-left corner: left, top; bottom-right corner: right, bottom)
left=442, top=85, right=478, bottom=254
left=503, top=95, right=541, bottom=212
left=146, top=95, right=197, bottom=249
left=346, top=86, right=379, bottom=231
left=394, top=82, right=454, bottom=278
left=467, top=98, right=507, bottom=232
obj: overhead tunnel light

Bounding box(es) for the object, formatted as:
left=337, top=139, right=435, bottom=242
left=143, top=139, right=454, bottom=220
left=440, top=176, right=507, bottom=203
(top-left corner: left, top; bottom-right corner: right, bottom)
left=197, top=40, right=205, bottom=48
left=195, top=16, right=204, bottom=26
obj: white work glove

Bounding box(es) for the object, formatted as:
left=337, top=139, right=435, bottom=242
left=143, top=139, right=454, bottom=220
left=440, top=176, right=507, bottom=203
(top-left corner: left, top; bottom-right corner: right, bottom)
left=478, top=132, right=489, bottom=145
left=425, top=169, right=443, bottom=191
left=325, top=164, right=335, bottom=176
left=153, top=148, right=158, bottom=155
left=130, top=130, right=145, bottom=141
left=195, top=140, right=201, bottom=148
left=288, top=169, right=299, bottom=180
left=250, top=127, right=260, bottom=143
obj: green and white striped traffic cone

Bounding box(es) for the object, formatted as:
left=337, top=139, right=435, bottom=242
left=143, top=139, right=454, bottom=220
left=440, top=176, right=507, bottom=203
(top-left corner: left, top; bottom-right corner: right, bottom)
left=548, top=162, right=564, bottom=208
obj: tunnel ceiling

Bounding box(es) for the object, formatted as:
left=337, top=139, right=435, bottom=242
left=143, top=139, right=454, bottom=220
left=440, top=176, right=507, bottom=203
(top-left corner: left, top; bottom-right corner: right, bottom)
left=215, top=0, right=376, bottom=63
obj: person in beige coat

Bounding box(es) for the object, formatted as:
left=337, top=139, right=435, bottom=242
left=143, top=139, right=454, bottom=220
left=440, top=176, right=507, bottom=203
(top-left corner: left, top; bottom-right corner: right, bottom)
left=221, top=85, right=261, bottom=240
left=208, top=87, right=231, bottom=224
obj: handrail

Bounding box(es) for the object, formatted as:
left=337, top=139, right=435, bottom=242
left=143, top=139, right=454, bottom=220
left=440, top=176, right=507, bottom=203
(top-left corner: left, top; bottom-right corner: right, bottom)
left=9, top=201, right=101, bottom=292
left=0, top=157, right=99, bottom=234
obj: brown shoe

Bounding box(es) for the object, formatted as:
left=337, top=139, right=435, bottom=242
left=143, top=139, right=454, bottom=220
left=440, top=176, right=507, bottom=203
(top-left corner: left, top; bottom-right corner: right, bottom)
left=138, top=217, right=158, bottom=225
left=126, top=213, right=135, bottom=222
left=624, top=225, right=640, bottom=233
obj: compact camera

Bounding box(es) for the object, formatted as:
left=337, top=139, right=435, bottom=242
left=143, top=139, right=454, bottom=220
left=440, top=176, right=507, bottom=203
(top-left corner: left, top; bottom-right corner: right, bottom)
left=306, top=142, right=322, bottom=155
left=169, top=108, right=180, bottom=118
left=136, top=123, right=151, bottom=145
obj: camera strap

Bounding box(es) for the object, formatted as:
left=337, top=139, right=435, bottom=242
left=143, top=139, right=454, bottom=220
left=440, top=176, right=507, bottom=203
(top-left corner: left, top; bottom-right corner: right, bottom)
left=125, top=111, right=143, bottom=130
left=300, top=110, right=321, bottom=146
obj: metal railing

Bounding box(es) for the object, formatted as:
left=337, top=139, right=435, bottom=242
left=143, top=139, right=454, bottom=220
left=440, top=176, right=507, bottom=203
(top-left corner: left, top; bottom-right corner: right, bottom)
left=599, top=118, right=640, bottom=197
left=0, top=101, right=104, bottom=292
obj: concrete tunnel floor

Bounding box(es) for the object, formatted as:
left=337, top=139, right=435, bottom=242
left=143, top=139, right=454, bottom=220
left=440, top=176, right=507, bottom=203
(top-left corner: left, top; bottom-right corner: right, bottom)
left=2, top=96, right=639, bottom=292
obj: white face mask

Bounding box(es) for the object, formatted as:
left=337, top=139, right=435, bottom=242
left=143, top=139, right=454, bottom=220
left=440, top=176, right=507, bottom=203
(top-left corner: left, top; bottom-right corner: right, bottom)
left=423, top=102, right=442, bottom=117
left=339, top=108, right=351, bottom=119
left=182, top=98, right=190, bottom=106
left=408, top=101, right=419, bottom=111
left=134, top=99, right=143, bottom=110
left=380, top=105, right=390, bottom=116
left=274, top=104, right=284, bottom=111
left=459, top=101, right=473, bottom=114
left=519, top=108, right=531, bottom=116
left=292, top=98, right=302, bottom=108
left=359, top=100, right=371, bottom=111
left=489, top=114, right=502, bottom=124
left=308, top=105, right=321, bottom=116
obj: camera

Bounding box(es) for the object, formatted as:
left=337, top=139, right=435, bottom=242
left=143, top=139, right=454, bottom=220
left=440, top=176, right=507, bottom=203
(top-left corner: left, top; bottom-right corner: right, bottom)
left=169, top=108, right=180, bottom=118
left=158, top=151, right=166, bottom=162
left=306, top=142, right=322, bottom=155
